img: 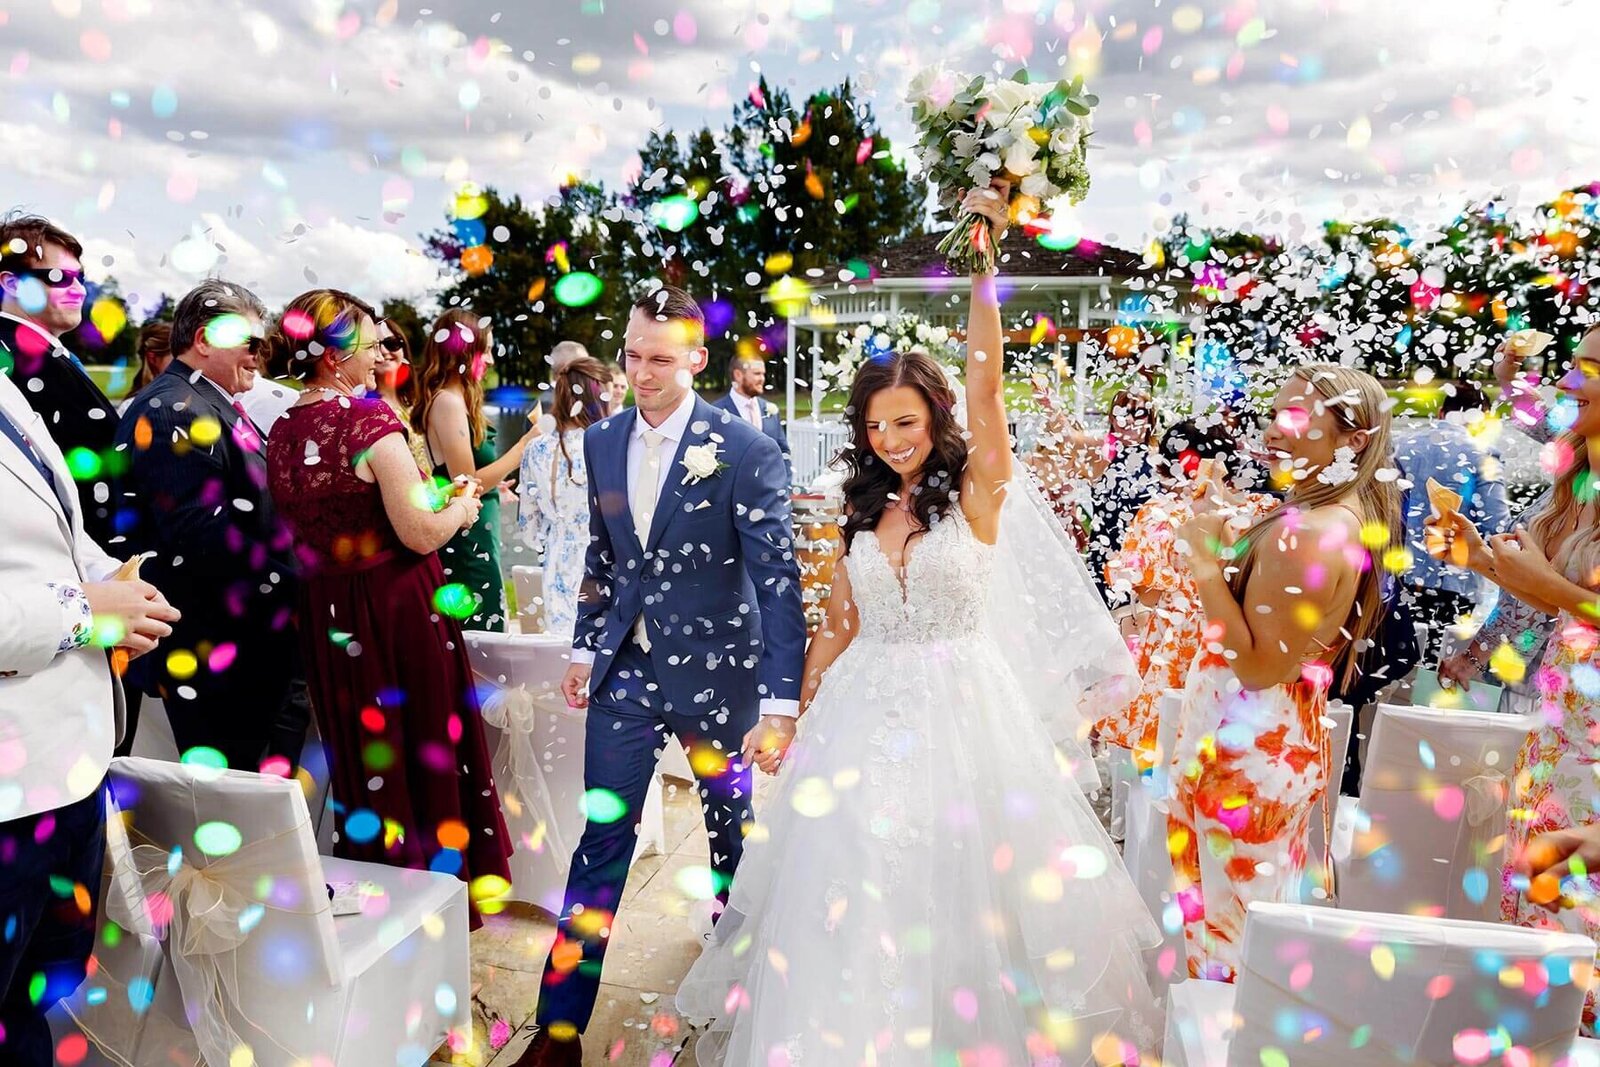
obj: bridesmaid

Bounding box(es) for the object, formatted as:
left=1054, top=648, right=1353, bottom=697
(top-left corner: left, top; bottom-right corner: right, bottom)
left=411, top=308, right=540, bottom=631
left=517, top=355, right=611, bottom=636
left=1171, top=364, right=1401, bottom=980
left=263, top=289, right=512, bottom=921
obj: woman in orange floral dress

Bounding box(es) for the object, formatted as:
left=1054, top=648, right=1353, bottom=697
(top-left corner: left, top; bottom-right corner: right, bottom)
left=1169, top=365, right=1401, bottom=981
left=1101, top=420, right=1275, bottom=771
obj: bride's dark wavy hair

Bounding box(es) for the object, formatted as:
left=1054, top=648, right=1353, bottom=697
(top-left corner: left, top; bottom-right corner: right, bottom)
left=838, top=347, right=968, bottom=552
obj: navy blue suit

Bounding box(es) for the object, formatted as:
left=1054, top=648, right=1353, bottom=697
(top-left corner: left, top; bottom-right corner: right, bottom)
left=538, top=395, right=804, bottom=1032
left=714, top=390, right=791, bottom=486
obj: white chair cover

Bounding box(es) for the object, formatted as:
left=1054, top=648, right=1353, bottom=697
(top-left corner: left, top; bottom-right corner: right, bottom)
left=82, top=757, right=470, bottom=1067
left=1339, top=703, right=1534, bottom=921
left=1302, top=700, right=1353, bottom=903
left=465, top=632, right=667, bottom=914
left=511, top=564, right=545, bottom=634
left=1230, top=902, right=1593, bottom=1066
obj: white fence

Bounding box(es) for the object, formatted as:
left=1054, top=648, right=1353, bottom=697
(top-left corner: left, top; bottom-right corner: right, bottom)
left=789, top=417, right=852, bottom=489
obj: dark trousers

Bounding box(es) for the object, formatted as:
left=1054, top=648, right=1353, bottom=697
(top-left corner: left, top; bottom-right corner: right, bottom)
left=163, top=673, right=311, bottom=776
left=0, top=783, right=106, bottom=1067
left=537, top=640, right=755, bottom=1033
left=1406, top=585, right=1478, bottom=664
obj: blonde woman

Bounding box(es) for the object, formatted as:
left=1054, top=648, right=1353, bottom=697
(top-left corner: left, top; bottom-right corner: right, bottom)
left=1171, top=364, right=1402, bottom=981
left=410, top=308, right=539, bottom=631
left=1430, top=323, right=1600, bottom=1029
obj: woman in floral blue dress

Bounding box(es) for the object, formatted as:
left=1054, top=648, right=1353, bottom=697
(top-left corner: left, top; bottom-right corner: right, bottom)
left=517, top=355, right=612, bottom=635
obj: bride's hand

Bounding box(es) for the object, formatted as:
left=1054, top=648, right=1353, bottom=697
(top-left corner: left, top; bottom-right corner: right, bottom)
left=961, top=179, right=1011, bottom=243
left=741, top=715, right=797, bottom=776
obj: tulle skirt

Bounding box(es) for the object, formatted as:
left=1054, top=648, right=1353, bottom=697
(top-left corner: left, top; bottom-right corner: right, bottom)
left=676, top=631, right=1163, bottom=1066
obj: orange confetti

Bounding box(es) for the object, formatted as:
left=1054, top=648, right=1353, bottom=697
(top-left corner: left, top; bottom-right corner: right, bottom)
left=1528, top=872, right=1561, bottom=906
left=461, top=245, right=494, bottom=275
left=437, top=819, right=470, bottom=851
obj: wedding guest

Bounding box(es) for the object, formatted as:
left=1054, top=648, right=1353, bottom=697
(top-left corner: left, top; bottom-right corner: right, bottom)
left=606, top=361, right=628, bottom=415
left=1100, top=420, right=1273, bottom=770
left=0, top=215, right=122, bottom=544
left=536, top=339, right=590, bottom=412
left=1024, top=374, right=1098, bottom=551
left=1428, top=323, right=1600, bottom=1029
left=411, top=308, right=540, bottom=631
left=1085, top=388, right=1162, bottom=605
left=117, top=321, right=172, bottom=413
left=1, top=364, right=178, bottom=1067
left=517, top=355, right=611, bottom=636
left=263, top=289, right=510, bottom=916
left=374, top=317, right=429, bottom=470
left=715, top=353, right=791, bottom=483
left=115, top=280, right=307, bottom=774
left=1394, top=381, right=1510, bottom=658
left=1171, top=364, right=1401, bottom=981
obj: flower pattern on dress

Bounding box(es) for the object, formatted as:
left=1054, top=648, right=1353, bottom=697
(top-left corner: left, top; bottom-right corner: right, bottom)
left=1500, top=611, right=1600, bottom=1033
left=516, top=429, right=590, bottom=636
left=1167, top=650, right=1332, bottom=981
left=1099, top=492, right=1275, bottom=761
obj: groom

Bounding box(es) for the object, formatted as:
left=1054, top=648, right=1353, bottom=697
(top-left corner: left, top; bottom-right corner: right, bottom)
left=522, top=285, right=805, bottom=1065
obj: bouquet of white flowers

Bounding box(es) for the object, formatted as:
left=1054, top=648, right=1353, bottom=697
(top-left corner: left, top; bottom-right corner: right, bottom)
left=907, top=65, right=1097, bottom=275
left=824, top=313, right=961, bottom=392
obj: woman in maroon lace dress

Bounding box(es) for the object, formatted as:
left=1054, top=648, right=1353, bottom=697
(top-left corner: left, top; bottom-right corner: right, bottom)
left=262, top=289, right=511, bottom=919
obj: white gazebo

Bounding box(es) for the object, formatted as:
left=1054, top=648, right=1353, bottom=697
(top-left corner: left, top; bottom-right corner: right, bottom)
left=766, top=230, right=1179, bottom=487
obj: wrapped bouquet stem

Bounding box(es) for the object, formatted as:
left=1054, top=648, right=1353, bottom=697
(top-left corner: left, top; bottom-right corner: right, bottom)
left=909, top=66, right=1098, bottom=274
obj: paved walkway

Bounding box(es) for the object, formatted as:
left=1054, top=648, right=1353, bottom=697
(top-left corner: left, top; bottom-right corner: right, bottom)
left=441, top=775, right=746, bottom=1067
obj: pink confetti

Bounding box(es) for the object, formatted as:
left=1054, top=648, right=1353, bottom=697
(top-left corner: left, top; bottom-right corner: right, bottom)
left=80, top=30, right=112, bottom=61
left=1142, top=27, right=1163, bottom=54
left=488, top=1018, right=511, bottom=1049
left=673, top=11, right=697, bottom=43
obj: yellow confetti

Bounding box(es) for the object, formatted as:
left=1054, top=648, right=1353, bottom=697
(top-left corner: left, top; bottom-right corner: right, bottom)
left=767, top=947, right=788, bottom=976
left=1381, top=547, right=1414, bottom=573
left=1370, top=944, right=1395, bottom=980
left=1489, top=641, right=1527, bottom=685
left=1359, top=521, right=1391, bottom=549
left=190, top=415, right=222, bottom=447
left=1347, top=115, right=1372, bottom=150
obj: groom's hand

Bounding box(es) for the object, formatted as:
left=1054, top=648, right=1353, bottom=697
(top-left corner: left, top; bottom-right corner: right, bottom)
left=741, top=715, right=796, bottom=776
left=562, top=663, right=592, bottom=709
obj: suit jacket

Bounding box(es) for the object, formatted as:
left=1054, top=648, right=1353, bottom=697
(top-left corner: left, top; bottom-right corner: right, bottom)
left=0, top=370, right=123, bottom=820
left=0, top=312, right=124, bottom=545
left=575, top=396, right=805, bottom=721
left=714, top=391, right=791, bottom=484
left=114, top=361, right=299, bottom=700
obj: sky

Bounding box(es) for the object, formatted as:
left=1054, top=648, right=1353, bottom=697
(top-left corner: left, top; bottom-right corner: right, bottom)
left=1, top=0, right=1593, bottom=316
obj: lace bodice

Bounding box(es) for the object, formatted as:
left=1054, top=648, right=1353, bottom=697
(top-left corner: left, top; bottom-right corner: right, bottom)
left=847, top=507, right=995, bottom=644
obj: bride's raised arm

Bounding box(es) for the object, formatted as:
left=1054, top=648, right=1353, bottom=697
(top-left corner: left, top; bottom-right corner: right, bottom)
left=960, top=181, right=1014, bottom=537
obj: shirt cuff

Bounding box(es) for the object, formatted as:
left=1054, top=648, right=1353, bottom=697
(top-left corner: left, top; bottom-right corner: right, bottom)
left=760, top=698, right=801, bottom=719
left=47, top=581, right=94, bottom=653
left=569, top=648, right=596, bottom=666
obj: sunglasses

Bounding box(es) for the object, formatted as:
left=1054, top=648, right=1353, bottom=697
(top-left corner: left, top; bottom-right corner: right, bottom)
left=16, top=266, right=86, bottom=289
left=379, top=334, right=406, bottom=354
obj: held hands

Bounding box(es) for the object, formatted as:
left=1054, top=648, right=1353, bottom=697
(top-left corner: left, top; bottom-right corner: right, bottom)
left=83, top=579, right=181, bottom=659
left=561, top=662, right=592, bottom=710
left=962, top=178, right=1012, bottom=245
left=741, top=715, right=797, bottom=776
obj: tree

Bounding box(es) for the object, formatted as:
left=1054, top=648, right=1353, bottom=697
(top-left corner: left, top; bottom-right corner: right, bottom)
left=379, top=297, right=426, bottom=350
left=424, top=183, right=632, bottom=389
left=67, top=275, right=138, bottom=367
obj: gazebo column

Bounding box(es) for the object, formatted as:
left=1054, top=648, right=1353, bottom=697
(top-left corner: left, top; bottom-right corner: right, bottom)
left=810, top=328, right=824, bottom=419
left=785, top=318, right=797, bottom=426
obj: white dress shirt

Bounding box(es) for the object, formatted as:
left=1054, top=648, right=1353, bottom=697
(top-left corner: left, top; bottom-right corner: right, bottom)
left=238, top=376, right=299, bottom=437
left=732, top=388, right=764, bottom=427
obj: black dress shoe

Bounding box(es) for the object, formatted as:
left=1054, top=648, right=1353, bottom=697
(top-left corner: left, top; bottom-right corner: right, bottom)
left=509, top=1027, right=582, bottom=1067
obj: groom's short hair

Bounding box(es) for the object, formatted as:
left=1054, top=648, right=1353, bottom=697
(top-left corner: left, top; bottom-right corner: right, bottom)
left=632, top=284, right=705, bottom=347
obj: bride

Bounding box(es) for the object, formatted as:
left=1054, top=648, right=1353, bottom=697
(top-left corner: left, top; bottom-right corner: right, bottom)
left=676, top=184, right=1163, bottom=1065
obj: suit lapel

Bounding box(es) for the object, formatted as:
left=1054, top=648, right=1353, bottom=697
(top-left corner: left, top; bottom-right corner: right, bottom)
left=0, top=389, right=72, bottom=533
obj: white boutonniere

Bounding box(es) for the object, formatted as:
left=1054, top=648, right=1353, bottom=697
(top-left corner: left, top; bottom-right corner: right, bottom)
left=681, top=442, right=727, bottom=484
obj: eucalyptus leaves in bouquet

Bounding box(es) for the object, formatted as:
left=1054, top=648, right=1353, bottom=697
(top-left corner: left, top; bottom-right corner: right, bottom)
left=822, top=313, right=962, bottom=392
left=907, top=65, right=1097, bottom=275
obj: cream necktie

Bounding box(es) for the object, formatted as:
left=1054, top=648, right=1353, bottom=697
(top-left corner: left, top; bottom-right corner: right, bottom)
left=745, top=396, right=763, bottom=428
left=631, top=429, right=665, bottom=650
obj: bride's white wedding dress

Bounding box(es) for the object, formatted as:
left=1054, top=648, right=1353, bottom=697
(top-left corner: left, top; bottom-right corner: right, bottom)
left=676, top=504, right=1162, bottom=1065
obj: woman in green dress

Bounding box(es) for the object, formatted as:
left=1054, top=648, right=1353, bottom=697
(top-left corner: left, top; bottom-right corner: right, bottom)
left=411, top=307, right=540, bottom=631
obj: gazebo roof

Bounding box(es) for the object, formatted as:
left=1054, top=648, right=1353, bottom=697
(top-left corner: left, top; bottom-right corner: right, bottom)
left=850, top=229, right=1145, bottom=284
